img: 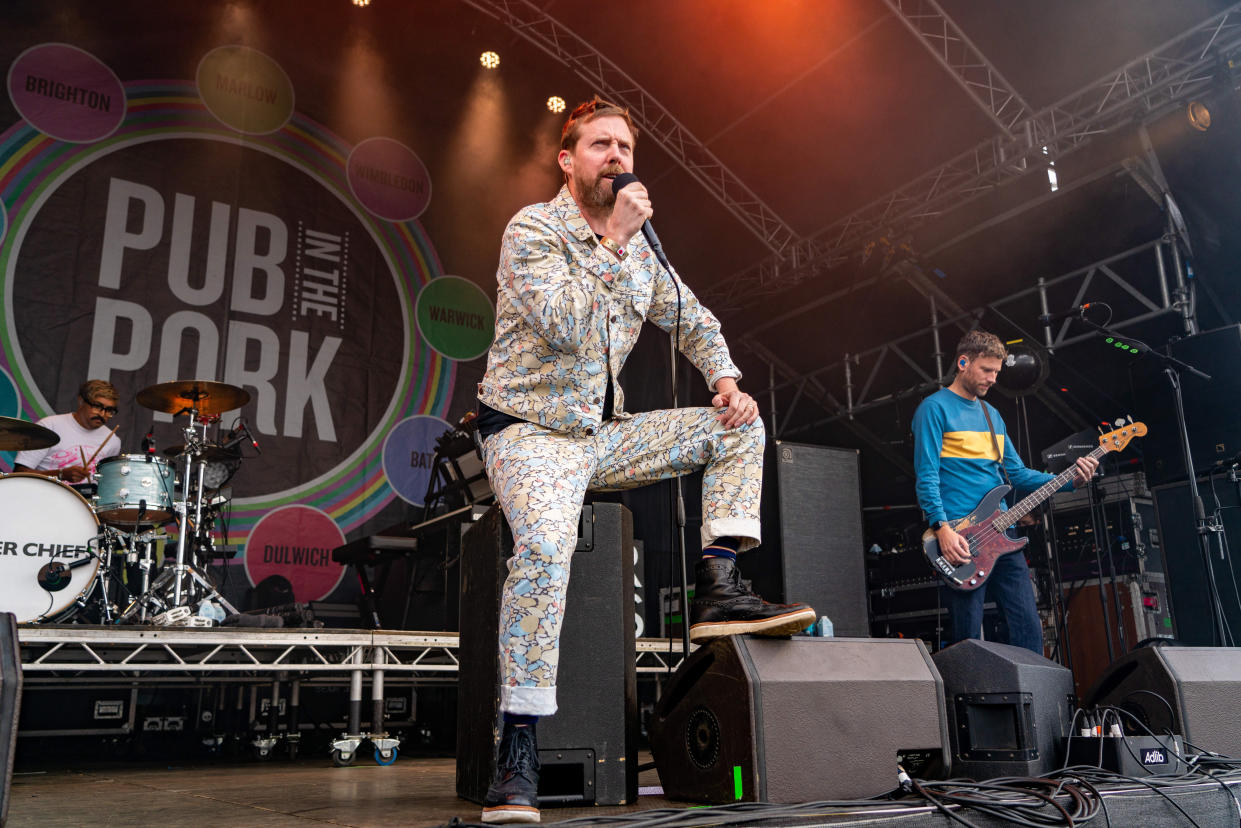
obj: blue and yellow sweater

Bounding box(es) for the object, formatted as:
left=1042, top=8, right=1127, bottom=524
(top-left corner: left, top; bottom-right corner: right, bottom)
left=913, top=387, right=1061, bottom=524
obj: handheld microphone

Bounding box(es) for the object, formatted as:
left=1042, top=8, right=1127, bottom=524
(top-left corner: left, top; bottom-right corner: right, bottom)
left=1038, top=302, right=1094, bottom=326
left=610, top=172, right=669, bottom=269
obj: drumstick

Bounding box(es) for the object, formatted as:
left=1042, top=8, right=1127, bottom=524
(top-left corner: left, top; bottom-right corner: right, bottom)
left=83, top=425, right=119, bottom=468
left=79, top=447, right=87, bottom=467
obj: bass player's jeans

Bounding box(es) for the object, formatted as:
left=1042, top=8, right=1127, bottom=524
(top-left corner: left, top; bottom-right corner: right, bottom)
left=942, top=539, right=1043, bottom=655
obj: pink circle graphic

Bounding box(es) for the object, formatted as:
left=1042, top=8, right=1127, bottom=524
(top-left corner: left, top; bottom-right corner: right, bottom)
left=244, top=505, right=347, bottom=603
left=347, top=136, right=431, bottom=222
left=7, top=43, right=126, bottom=143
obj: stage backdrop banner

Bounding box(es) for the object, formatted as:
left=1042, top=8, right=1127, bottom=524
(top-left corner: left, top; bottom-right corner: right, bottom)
left=0, top=42, right=494, bottom=603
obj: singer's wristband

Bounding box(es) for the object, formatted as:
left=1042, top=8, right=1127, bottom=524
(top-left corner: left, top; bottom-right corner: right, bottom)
left=599, top=236, right=627, bottom=261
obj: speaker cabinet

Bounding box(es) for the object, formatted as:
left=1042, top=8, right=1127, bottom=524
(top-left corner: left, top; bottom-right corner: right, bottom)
left=1153, top=478, right=1241, bottom=646
left=1131, top=325, right=1241, bottom=485
left=456, top=503, right=637, bottom=806
left=932, top=639, right=1075, bottom=779
left=1060, top=575, right=1176, bottom=698
left=0, top=614, right=20, bottom=827
left=1085, top=645, right=1241, bottom=757
left=752, top=441, right=867, bottom=636
left=649, top=636, right=949, bottom=803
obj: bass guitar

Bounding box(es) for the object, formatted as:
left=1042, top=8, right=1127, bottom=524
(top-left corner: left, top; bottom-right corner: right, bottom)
left=922, top=421, right=1146, bottom=591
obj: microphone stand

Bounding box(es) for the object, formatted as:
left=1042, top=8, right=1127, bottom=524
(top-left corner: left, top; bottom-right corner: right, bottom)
left=1086, top=474, right=1117, bottom=663
left=652, top=244, right=693, bottom=662
left=1078, top=317, right=1230, bottom=645
left=1041, top=506, right=1073, bottom=670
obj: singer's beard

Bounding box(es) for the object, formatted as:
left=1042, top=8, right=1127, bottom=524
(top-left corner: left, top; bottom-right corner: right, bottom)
left=574, top=165, right=624, bottom=210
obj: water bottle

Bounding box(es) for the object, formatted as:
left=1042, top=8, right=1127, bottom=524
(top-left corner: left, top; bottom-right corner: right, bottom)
left=816, top=615, right=834, bottom=637
left=197, top=600, right=226, bottom=623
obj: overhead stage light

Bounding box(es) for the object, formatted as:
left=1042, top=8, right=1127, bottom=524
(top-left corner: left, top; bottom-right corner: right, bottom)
left=480, top=51, right=500, bottom=70
left=351, top=0, right=370, bottom=6
left=547, top=96, right=565, bottom=114
left=995, top=340, right=1048, bottom=397
left=1187, top=100, right=1211, bottom=132
left=1042, top=145, right=1058, bottom=193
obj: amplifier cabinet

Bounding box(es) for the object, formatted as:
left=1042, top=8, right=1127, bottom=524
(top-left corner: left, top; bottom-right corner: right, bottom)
left=1060, top=574, right=1176, bottom=698
left=1047, top=496, right=1163, bottom=581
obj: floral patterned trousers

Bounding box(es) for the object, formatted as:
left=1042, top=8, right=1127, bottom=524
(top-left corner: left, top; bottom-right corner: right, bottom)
left=481, top=407, right=765, bottom=715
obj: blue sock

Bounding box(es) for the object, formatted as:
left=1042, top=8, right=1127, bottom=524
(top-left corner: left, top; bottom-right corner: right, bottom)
left=504, top=712, right=538, bottom=727
left=702, top=536, right=740, bottom=561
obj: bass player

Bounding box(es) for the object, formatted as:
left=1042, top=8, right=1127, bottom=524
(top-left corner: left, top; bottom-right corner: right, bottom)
left=913, top=330, right=1097, bottom=654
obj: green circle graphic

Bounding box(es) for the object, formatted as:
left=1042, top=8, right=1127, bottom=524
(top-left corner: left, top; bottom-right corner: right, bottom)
left=416, top=275, right=494, bottom=361
left=0, top=368, right=19, bottom=468
left=0, top=369, right=17, bottom=417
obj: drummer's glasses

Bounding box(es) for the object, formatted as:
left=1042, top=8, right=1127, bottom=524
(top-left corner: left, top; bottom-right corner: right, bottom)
left=86, top=399, right=118, bottom=416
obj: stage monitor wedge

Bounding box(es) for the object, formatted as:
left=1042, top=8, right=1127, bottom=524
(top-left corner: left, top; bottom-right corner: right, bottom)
left=932, top=639, right=1075, bottom=780
left=1085, top=644, right=1241, bottom=758
left=649, top=636, right=949, bottom=803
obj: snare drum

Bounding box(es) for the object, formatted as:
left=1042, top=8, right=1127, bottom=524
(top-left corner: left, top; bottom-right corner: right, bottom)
left=0, top=474, right=102, bottom=622
left=95, top=453, right=175, bottom=524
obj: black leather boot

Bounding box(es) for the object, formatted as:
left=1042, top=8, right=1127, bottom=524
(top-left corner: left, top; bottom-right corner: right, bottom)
left=481, top=720, right=541, bottom=823
left=689, top=557, right=816, bottom=643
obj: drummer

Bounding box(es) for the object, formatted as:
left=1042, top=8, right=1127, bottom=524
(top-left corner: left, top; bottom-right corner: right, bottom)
left=13, top=380, right=122, bottom=483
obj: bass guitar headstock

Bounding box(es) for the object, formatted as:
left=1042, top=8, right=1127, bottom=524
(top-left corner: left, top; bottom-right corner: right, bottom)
left=1098, top=421, right=1147, bottom=453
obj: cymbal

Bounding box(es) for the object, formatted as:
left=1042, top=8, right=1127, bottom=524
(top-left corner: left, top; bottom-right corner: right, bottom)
left=136, top=380, right=250, bottom=416
left=162, top=444, right=242, bottom=463
left=0, top=416, right=59, bottom=451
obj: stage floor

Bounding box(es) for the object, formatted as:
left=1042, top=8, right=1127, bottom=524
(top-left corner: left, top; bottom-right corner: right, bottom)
left=10, top=753, right=673, bottom=827
left=10, top=751, right=1241, bottom=828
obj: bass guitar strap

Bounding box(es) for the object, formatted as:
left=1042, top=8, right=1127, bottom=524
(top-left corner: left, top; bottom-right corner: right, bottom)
left=980, top=402, right=1013, bottom=489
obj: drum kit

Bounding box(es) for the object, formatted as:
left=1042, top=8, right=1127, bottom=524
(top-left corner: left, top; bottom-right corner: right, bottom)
left=0, top=380, right=256, bottom=626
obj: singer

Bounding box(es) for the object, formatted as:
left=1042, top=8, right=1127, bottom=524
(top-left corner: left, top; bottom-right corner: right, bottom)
left=473, top=97, right=814, bottom=823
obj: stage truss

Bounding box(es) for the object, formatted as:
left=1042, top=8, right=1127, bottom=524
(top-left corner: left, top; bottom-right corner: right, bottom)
left=17, top=626, right=685, bottom=684
left=774, top=235, right=1185, bottom=438
left=707, top=2, right=1241, bottom=312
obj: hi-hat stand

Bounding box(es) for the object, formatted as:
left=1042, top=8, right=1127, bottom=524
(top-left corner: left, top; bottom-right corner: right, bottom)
left=133, top=380, right=252, bottom=620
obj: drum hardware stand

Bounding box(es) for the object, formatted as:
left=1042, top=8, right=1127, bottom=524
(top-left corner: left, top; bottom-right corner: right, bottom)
left=36, top=530, right=116, bottom=623
left=116, top=528, right=172, bottom=623
left=129, top=529, right=160, bottom=623
left=127, top=379, right=252, bottom=622
left=161, top=407, right=238, bottom=616
left=171, top=406, right=207, bottom=608
left=140, top=532, right=239, bottom=620
left=92, top=527, right=130, bottom=624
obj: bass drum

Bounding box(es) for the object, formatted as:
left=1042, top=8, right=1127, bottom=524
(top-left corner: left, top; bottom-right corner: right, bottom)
left=0, top=474, right=101, bottom=622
